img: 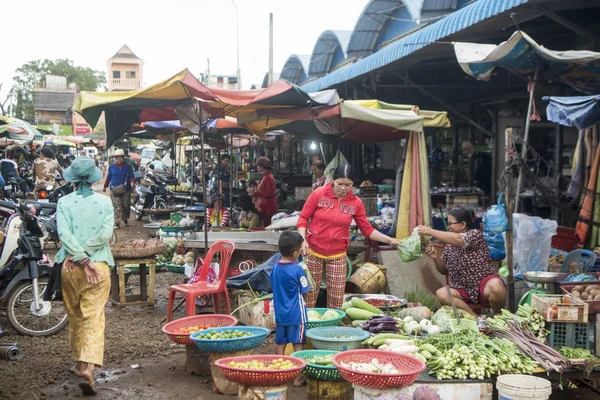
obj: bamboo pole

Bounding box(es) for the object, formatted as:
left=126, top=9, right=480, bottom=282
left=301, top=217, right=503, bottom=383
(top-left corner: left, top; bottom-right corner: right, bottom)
left=505, top=127, right=515, bottom=312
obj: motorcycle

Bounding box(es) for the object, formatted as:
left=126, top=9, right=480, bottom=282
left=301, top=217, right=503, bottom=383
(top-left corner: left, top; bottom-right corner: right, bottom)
left=0, top=202, right=68, bottom=336
left=133, top=173, right=169, bottom=222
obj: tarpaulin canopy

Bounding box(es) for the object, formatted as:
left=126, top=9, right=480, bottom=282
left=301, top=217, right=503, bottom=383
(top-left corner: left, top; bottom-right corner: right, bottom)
left=543, top=95, right=600, bottom=130
left=0, top=116, right=40, bottom=143
left=74, top=69, right=335, bottom=149
left=348, top=100, right=451, bottom=129
left=237, top=99, right=425, bottom=144
left=454, top=31, right=600, bottom=94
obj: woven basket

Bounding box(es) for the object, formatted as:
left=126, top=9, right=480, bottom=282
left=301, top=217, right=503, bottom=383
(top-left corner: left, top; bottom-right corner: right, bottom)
left=111, top=244, right=167, bottom=259
left=291, top=350, right=342, bottom=381
left=162, top=314, right=238, bottom=345
left=215, top=355, right=306, bottom=386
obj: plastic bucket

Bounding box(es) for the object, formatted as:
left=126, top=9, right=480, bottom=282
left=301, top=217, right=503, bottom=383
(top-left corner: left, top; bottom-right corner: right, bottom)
left=496, top=375, right=551, bottom=400
left=238, top=385, right=287, bottom=400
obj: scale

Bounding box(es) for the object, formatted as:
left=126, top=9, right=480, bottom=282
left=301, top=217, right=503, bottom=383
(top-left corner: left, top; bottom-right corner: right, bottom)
left=518, top=271, right=559, bottom=306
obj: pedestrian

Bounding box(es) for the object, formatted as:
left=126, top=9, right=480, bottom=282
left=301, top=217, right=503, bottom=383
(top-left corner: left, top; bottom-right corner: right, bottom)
left=33, top=147, right=63, bottom=196
left=103, top=149, right=134, bottom=229
left=206, top=193, right=230, bottom=229
left=270, top=231, right=309, bottom=386
left=56, top=156, right=114, bottom=395
left=311, top=160, right=326, bottom=190
left=297, top=164, right=402, bottom=309
left=237, top=194, right=262, bottom=229
left=252, top=156, right=277, bottom=226
left=124, top=149, right=139, bottom=172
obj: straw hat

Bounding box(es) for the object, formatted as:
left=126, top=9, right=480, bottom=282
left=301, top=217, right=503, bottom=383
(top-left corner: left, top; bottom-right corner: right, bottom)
left=112, top=149, right=125, bottom=157
left=254, top=156, right=272, bottom=169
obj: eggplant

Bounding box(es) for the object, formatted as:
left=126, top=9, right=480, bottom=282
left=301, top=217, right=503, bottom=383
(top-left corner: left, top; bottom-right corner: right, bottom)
left=368, top=315, right=396, bottom=322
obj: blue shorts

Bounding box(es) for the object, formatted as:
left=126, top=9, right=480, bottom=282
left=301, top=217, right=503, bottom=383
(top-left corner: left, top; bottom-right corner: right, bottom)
left=275, top=324, right=306, bottom=345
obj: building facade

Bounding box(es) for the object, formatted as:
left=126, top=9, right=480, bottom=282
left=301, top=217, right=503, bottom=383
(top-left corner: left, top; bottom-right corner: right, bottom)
left=107, top=45, right=143, bottom=91
left=33, top=75, right=75, bottom=125
left=204, top=75, right=238, bottom=90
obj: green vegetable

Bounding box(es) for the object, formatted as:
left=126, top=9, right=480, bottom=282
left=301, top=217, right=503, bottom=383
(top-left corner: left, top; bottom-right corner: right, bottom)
left=341, top=302, right=352, bottom=311
left=403, top=285, right=441, bottom=312
left=396, top=227, right=423, bottom=263
left=352, top=320, right=367, bottom=327
left=350, top=297, right=384, bottom=315
left=345, top=307, right=379, bottom=321
left=364, top=333, right=409, bottom=346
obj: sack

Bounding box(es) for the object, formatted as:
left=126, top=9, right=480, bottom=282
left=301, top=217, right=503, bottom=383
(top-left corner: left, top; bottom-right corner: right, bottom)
left=43, top=263, right=63, bottom=302
left=483, top=231, right=506, bottom=259
left=397, top=227, right=423, bottom=263
left=112, top=184, right=126, bottom=196
left=483, top=192, right=508, bottom=233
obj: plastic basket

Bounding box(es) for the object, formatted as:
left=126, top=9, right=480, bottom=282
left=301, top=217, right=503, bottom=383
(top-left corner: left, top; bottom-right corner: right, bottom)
left=162, top=314, right=238, bottom=345
left=547, top=322, right=590, bottom=350
left=332, top=350, right=425, bottom=389
left=532, top=293, right=588, bottom=323
left=560, top=283, right=600, bottom=314
left=291, top=350, right=342, bottom=381
left=306, top=308, right=346, bottom=330
left=190, top=326, right=269, bottom=353
left=160, top=225, right=192, bottom=232
left=215, top=355, right=306, bottom=386
left=306, top=327, right=369, bottom=351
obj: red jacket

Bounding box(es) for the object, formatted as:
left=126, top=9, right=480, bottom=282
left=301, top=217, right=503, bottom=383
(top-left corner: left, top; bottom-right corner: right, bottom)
left=255, top=172, right=278, bottom=218
left=298, top=183, right=375, bottom=257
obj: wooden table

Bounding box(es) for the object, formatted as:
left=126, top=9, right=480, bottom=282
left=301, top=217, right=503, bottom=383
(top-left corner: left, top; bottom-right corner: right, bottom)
left=110, top=257, right=157, bottom=309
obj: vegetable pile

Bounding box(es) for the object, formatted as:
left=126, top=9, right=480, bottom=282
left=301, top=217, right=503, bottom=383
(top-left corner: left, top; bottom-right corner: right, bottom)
left=566, top=284, right=600, bottom=301
left=195, top=329, right=254, bottom=340
left=308, top=309, right=341, bottom=321
left=113, top=238, right=162, bottom=249
left=305, top=354, right=335, bottom=366
left=341, top=359, right=399, bottom=374
left=173, top=324, right=212, bottom=334
left=227, top=358, right=295, bottom=370
left=417, top=331, right=537, bottom=380
left=490, top=320, right=569, bottom=372
left=430, top=307, right=477, bottom=333
left=156, top=238, right=180, bottom=264
left=486, top=304, right=547, bottom=341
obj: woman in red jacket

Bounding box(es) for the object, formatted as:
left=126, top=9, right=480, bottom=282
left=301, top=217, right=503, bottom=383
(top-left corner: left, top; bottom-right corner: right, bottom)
left=253, top=156, right=278, bottom=226
left=297, top=164, right=401, bottom=309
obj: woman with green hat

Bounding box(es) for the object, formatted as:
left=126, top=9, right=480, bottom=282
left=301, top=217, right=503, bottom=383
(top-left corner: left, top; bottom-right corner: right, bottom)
left=56, top=156, right=115, bottom=395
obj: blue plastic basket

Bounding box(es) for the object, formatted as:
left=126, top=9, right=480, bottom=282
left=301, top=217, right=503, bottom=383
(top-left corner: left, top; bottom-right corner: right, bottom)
left=306, top=327, right=370, bottom=351
left=190, top=326, right=270, bottom=353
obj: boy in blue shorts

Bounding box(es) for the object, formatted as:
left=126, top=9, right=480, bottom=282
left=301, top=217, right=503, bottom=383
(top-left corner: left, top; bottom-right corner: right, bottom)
left=270, top=231, right=309, bottom=386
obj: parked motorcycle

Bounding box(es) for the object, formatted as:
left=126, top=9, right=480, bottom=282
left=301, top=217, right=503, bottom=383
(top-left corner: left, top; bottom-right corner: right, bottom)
left=133, top=174, right=169, bottom=222
left=0, top=202, right=68, bottom=336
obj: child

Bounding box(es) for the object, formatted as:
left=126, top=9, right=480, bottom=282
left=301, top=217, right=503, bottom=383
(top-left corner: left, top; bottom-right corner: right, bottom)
left=206, top=193, right=230, bottom=229
left=270, top=231, right=309, bottom=386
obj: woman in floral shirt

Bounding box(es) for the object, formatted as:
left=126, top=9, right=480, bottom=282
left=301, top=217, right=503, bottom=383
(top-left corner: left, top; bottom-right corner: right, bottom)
left=418, top=208, right=505, bottom=315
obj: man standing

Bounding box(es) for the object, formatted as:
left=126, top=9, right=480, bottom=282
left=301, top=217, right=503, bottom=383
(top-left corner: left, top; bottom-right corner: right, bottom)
left=462, top=141, right=492, bottom=194
left=33, top=148, right=63, bottom=195
left=124, top=149, right=139, bottom=172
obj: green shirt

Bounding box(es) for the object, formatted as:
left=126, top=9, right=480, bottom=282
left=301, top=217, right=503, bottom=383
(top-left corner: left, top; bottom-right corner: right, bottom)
left=55, top=191, right=115, bottom=267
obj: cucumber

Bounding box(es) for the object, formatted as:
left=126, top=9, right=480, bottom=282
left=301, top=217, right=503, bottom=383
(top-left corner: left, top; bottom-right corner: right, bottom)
left=341, top=301, right=352, bottom=311
left=345, top=307, right=379, bottom=321
left=351, top=319, right=367, bottom=327
left=350, top=297, right=384, bottom=315
left=342, top=317, right=352, bottom=325
left=366, top=333, right=410, bottom=346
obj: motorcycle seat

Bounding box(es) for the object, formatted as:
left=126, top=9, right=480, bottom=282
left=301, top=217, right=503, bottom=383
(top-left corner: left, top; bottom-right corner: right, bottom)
left=0, top=200, right=17, bottom=210
left=25, top=201, right=57, bottom=210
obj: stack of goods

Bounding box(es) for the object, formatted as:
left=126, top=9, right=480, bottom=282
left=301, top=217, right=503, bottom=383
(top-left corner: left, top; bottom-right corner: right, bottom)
left=111, top=238, right=167, bottom=259
left=486, top=304, right=547, bottom=342
left=155, top=238, right=179, bottom=264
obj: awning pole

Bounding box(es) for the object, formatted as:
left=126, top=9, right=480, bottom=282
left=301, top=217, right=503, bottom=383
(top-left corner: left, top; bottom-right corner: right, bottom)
left=229, top=133, right=233, bottom=215
left=514, top=67, right=539, bottom=213
left=196, top=102, right=208, bottom=253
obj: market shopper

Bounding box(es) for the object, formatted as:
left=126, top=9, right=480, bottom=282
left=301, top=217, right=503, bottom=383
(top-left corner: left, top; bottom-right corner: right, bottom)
left=418, top=207, right=506, bottom=316
left=237, top=194, right=263, bottom=229
left=206, top=193, right=230, bottom=229
left=298, top=164, right=402, bottom=309
left=124, top=149, right=139, bottom=172
left=311, top=160, right=327, bottom=190
left=103, top=149, right=135, bottom=229
left=33, top=147, right=63, bottom=194
left=252, top=156, right=278, bottom=226
left=271, top=231, right=310, bottom=386
left=215, top=154, right=231, bottom=206
left=56, top=156, right=114, bottom=396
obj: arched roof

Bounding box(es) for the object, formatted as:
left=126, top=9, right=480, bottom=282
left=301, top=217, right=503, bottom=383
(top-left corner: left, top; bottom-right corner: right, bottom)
left=308, top=30, right=351, bottom=78
left=280, top=54, right=311, bottom=85
left=347, top=0, right=402, bottom=59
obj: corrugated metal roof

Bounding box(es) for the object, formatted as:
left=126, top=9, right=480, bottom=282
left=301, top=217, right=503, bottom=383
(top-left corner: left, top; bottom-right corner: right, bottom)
left=302, top=0, right=530, bottom=93
left=423, top=0, right=459, bottom=11
left=347, top=0, right=400, bottom=59
left=308, top=30, right=352, bottom=77
left=280, top=55, right=311, bottom=85
left=34, top=91, right=75, bottom=111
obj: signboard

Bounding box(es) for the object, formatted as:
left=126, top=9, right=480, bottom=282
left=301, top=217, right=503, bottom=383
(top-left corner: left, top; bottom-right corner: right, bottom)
left=71, top=96, right=92, bottom=135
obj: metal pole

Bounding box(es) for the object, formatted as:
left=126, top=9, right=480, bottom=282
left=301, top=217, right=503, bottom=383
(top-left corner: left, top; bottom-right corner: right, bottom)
left=268, top=13, right=274, bottom=85
left=514, top=68, right=539, bottom=213
left=230, top=0, right=241, bottom=90
left=229, top=133, right=233, bottom=215
left=505, top=127, right=516, bottom=312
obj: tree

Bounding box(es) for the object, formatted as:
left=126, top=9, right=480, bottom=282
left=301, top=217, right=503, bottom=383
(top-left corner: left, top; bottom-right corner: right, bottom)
left=12, top=59, right=106, bottom=122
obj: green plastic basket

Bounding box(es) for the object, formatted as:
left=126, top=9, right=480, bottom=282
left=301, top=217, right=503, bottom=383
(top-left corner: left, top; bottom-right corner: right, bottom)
left=306, top=308, right=346, bottom=330
left=166, top=263, right=186, bottom=274
left=306, top=327, right=369, bottom=351
left=160, top=225, right=192, bottom=232
left=291, top=350, right=342, bottom=381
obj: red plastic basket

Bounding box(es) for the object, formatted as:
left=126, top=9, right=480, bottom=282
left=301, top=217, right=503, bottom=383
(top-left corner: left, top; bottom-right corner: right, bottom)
left=162, top=314, right=238, bottom=345
left=215, top=355, right=307, bottom=386
left=332, top=350, right=425, bottom=389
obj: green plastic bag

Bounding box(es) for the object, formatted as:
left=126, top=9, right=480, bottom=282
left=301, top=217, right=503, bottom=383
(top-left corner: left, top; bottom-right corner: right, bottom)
left=397, top=227, right=423, bottom=263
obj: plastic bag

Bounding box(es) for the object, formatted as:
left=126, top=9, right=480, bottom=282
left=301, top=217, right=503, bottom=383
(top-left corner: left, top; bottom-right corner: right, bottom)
left=483, top=231, right=506, bottom=259
left=483, top=192, right=508, bottom=233
left=512, top=214, right=558, bottom=282
left=396, top=227, right=423, bottom=263
left=299, top=260, right=316, bottom=292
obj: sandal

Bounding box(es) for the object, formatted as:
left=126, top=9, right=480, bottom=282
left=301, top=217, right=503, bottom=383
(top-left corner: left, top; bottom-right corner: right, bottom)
left=70, top=363, right=82, bottom=377
left=79, top=381, right=98, bottom=395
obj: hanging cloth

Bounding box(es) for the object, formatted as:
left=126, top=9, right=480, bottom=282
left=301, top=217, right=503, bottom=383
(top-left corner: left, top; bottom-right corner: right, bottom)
left=410, top=133, right=422, bottom=230
left=575, top=137, right=600, bottom=244
left=568, top=130, right=585, bottom=199
left=417, top=131, right=432, bottom=227
left=396, top=134, right=414, bottom=239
